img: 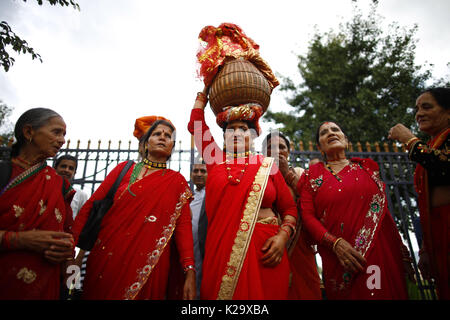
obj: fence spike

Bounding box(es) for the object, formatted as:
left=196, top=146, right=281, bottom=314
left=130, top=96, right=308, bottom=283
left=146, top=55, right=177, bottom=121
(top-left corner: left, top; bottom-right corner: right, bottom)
left=308, top=141, right=313, bottom=151
left=108, top=140, right=111, bottom=149
left=365, top=142, right=372, bottom=152
left=77, top=140, right=80, bottom=149
left=374, top=142, right=380, bottom=152
left=87, top=140, right=91, bottom=149
left=348, top=142, right=354, bottom=152
left=66, top=139, right=71, bottom=149
left=98, top=140, right=101, bottom=149
left=118, top=140, right=122, bottom=149
left=383, top=142, right=389, bottom=152
left=128, top=140, right=132, bottom=150
left=357, top=142, right=362, bottom=152
left=299, top=141, right=304, bottom=151
left=392, top=142, right=398, bottom=153
left=401, top=143, right=406, bottom=152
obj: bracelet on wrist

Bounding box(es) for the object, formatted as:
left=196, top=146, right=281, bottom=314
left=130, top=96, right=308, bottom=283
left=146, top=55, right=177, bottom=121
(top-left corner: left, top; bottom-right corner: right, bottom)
left=183, top=265, right=196, bottom=273
left=281, top=221, right=296, bottom=235
left=405, top=137, right=420, bottom=151
left=332, top=237, right=343, bottom=252
left=1, top=231, right=16, bottom=250
left=322, top=232, right=337, bottom=249
left=279, top=227, right=291, bottom=239
left=196, top=92, right=208, bottom=104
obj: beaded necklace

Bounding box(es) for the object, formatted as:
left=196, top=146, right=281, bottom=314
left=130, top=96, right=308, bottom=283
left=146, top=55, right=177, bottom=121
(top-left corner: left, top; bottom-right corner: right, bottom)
left=325, top=162, right=343, bottom=182
left=225, top=153, right=251, bottom=185
left=14, top=156, right=33, bottom=168
left=225, top=151, right=251, bottom=158
left=142, top=158, right=167, bottom=169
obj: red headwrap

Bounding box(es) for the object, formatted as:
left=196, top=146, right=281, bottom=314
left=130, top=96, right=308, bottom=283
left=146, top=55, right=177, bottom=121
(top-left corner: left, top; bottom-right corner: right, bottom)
left=196, top=22, right=279, bottom=89
left=133, top=116, right=175, bottom=140
left=216, top=103, right=263, bottom=136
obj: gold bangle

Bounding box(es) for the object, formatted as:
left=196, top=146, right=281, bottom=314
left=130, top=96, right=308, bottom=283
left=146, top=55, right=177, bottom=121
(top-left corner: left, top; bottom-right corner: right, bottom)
left=196, top=92, right=208, bottom=103
left=332, top=237, right=343, bottom=252
left=405, top=137, right=419, bottom=150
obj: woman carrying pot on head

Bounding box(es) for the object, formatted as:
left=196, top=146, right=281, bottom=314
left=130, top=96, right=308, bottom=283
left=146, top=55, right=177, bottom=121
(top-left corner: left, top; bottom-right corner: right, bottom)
left=188, top=88, right=297, bottom=300
left=389, top=87, right=450, bottom=299
left=71, top=116, right=196, bottom=300
left=0, top=108, right=75, bottom=299
left=296, top=121, right=414, bottom=299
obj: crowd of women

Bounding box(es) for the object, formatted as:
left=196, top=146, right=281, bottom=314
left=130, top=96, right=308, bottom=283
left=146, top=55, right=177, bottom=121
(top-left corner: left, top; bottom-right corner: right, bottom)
left=0, top=86, right=448, bottom=300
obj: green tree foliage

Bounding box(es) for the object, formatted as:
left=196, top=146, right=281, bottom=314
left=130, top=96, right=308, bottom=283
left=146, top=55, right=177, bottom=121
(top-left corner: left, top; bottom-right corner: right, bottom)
left=0, top=0, right=79, bottom=72
left=265, top=2, right=435, bottom=145
left=0, top=100, right=14, bottom=146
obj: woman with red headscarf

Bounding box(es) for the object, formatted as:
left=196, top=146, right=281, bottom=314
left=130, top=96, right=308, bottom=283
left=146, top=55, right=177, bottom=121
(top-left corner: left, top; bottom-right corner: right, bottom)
left=71, top=116, right=196, bottom=300
left=188, top=88, right=297, bottom=300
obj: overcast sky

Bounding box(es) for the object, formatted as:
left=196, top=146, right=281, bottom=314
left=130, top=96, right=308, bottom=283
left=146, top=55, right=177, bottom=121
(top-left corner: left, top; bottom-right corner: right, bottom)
left=1, top=0, right=449, bottom=152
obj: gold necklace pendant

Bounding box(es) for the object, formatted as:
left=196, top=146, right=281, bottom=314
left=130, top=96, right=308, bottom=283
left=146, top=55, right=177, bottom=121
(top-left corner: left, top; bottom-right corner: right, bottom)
left=225, top=157, right=250, bottom=185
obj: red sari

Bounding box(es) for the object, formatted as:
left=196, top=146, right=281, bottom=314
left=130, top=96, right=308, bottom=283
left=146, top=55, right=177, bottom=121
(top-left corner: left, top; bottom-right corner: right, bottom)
left=71, top=161, right=194, bottom=300
left=298, top=158, right=408, bottom=299
left=188, top=109, right=297, bottom=300
left=0, top=162, right=74, bottom=300
left=288, top=230, right=322, bottom=300
left=413, top=128, right=450, bottom=299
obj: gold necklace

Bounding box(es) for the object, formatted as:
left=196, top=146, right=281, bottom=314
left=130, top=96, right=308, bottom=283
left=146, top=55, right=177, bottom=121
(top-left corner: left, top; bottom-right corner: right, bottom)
left=225, top=151, right=251, bottom=158
left=225, top=154, right=250, bottom=184
left=142, top=158, right=167, bottom=169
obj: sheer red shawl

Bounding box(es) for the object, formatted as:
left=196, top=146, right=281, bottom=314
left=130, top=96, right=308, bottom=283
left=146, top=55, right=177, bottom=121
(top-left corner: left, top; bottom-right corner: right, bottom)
left=0, top=163, right=74, bottom=300
left=72, top=162, right=193, bottom=300
left=299, top=158, right=407, bottom=299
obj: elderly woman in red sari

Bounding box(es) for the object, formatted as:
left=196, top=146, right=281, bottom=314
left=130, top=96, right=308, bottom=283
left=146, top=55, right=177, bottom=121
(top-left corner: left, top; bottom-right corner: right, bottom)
left=0, top=108, right=75, bottom=300
left=296, top=121, right=413, bottom=299
left=188, top=89, right=297, bottom=300
left=72, top=116, right=196, bottom=300
left=389, top=87, right=450, bottom=299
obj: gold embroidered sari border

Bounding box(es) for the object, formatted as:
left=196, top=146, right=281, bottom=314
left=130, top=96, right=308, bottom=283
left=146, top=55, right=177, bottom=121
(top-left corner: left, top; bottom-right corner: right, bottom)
left=217, top=157, right=274, bottom=300
left=123, top=187, right=192, bottom=300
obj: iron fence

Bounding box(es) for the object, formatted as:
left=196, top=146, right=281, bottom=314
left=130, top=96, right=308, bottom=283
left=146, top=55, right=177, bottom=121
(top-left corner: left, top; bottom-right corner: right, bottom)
left=0, top=142, right=436, bottom=299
